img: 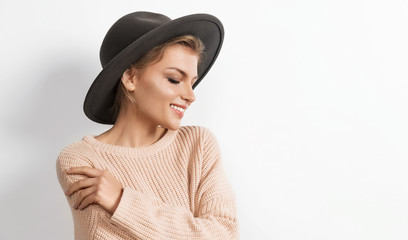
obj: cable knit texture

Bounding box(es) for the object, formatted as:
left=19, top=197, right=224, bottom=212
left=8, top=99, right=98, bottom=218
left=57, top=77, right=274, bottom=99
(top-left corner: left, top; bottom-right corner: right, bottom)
left=56, top=125, right=239, bottom=240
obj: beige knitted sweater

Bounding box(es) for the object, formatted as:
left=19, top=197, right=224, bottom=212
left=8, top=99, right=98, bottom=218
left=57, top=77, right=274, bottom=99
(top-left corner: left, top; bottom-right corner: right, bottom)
left=56, top=125, right=239, bottom=240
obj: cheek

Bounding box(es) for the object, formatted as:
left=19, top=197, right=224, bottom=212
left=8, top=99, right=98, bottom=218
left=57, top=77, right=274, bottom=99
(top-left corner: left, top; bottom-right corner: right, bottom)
left=139, top=81, right=178, bottom=108
left=151, top=81, right=178, bottom=100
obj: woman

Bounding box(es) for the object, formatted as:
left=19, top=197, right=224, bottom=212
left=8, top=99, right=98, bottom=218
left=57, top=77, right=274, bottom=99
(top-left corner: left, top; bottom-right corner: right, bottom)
left=56, top=11, right=239, bottom=239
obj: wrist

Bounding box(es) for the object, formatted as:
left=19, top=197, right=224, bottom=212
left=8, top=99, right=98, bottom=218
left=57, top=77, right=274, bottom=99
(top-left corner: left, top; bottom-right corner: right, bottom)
left=109, top=187, right=124, bottom=214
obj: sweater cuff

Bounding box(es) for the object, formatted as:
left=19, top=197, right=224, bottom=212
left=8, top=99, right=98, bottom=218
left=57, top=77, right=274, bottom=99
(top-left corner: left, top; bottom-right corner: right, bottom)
left=109, top=186, right=159, bottom=228
left=110, top=187, right=139, bottom=224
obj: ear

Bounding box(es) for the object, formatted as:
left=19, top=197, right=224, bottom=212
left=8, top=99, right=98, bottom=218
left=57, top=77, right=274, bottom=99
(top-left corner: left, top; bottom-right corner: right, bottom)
left=121, top=68, right=139, bottom=91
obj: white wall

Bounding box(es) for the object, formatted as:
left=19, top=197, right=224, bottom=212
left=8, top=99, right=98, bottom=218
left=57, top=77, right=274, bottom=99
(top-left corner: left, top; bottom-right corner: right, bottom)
left=1, top=0, right=407, bottom=239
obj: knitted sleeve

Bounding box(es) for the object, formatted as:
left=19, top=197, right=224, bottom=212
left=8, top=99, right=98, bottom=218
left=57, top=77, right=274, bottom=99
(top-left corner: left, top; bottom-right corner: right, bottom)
left=56, top=149, right=100, bottom=240
left=108, top=128, right=240, bottom=240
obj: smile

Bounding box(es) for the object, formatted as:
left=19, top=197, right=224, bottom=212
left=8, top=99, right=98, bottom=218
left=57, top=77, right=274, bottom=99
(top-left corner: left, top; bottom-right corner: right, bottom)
left=170, top=104, right=185, bottom=112
left=170, top=104, right=185, bottom=118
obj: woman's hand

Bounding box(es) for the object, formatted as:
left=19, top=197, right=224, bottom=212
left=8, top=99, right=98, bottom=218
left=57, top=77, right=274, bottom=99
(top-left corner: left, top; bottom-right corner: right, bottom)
left=64, top=166, right=123, bottom=215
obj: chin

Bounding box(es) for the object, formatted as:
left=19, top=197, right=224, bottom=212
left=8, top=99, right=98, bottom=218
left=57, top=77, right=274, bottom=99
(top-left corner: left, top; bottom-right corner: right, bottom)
left=161, top=121, right=181, bottom=131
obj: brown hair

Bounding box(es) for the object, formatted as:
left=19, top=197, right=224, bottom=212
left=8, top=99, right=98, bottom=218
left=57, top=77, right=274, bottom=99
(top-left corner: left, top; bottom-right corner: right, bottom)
left=111, top=35, right=205, bottom=120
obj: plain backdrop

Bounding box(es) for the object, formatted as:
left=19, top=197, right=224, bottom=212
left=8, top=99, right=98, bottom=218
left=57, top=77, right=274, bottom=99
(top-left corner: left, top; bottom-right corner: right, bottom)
left=1, top=0, right=407, bottom=239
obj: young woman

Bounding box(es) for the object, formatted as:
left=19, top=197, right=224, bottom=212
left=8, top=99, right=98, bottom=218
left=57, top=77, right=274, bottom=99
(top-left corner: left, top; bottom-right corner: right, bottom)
left=56, top=11, right=239, bottom=239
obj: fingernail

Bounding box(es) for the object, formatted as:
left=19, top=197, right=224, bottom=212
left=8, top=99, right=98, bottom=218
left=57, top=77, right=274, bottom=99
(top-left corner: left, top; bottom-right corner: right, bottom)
left=66, top=168, right=71, bottom=173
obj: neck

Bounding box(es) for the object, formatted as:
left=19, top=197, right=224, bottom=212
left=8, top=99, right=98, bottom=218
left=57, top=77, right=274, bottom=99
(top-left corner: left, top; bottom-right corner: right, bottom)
left=95, top=106, right=167, bottom=148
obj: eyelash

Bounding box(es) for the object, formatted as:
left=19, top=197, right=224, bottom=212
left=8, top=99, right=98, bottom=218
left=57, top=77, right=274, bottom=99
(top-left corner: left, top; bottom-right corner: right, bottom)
left=168, top=78, right=180, bottom=84
left=168, top=78, right=194, bottom=90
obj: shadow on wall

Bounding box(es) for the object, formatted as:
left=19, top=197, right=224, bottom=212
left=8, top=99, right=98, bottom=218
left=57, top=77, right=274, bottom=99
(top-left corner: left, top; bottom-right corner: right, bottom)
left=9, top=52, right=98, bottom=139
left=2, top=50, right=102, bottom=239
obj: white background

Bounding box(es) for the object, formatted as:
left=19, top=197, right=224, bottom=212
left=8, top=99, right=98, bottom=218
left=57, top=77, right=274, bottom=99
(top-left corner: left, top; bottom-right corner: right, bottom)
left=1, top=0, right=407, bottom=239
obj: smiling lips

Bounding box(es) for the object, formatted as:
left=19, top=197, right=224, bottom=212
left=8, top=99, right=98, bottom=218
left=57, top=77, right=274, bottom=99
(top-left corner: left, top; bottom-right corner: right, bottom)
left=170, top=104, right=186, bottom=118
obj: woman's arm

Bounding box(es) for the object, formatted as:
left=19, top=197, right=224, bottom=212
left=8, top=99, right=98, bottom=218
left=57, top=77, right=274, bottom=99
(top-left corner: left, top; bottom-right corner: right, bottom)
left=56, top=128, right=239, bottom=240
left=56, top=151, right=101, bottom=239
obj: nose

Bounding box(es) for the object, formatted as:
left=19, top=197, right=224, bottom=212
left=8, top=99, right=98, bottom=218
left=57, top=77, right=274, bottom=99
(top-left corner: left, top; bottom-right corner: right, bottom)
left=181, top=82, right=196, bottom=104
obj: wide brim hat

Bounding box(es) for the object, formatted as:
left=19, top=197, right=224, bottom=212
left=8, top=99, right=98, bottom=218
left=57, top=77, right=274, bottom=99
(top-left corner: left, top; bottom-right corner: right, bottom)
left=83, top=11, right=224, bottom=124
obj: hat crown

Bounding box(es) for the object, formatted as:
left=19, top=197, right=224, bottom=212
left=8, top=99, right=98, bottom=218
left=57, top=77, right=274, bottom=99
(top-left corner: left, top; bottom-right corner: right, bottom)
left=100, top=11, right=171, bottom=67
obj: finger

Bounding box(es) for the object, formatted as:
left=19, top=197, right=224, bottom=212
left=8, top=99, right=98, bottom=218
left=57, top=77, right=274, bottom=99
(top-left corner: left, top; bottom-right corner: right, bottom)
left=73, top=186, right=97, bottom=209
left=66, top=166, right=101, bottom=178
left=76, top=191, right=98, bottom=210
left=65, top=178, right=97, bottom=196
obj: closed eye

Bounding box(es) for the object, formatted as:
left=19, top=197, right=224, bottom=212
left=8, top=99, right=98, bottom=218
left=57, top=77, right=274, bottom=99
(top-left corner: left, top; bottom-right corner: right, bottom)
left=168, top=78, right=180, bottom=84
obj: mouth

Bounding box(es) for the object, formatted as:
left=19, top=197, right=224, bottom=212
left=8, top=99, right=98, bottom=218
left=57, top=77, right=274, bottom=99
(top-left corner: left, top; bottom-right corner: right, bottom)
left=170, top=104, right=185, bottom=118
left=170, top=104, right=186, bottom=112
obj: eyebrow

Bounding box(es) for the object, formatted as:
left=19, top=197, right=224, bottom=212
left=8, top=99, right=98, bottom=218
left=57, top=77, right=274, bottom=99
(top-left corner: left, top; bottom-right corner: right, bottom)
left=167, top=67, right=198, bottom=83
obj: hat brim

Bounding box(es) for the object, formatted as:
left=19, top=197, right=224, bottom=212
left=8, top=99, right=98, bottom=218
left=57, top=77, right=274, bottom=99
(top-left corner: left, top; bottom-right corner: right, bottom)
left=83, top=13, right=224, bottom=124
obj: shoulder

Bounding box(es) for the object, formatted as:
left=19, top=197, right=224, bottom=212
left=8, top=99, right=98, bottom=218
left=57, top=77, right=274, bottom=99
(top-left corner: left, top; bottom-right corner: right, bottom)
left=177, top=125, right=217, bottom=142
left=56, top=137, right=96, bottom=170
left=55, top=137, right=99, bottom=191
left=177, top=125, right=220, bottom=153
left=179, top=127, right=224, bottom=173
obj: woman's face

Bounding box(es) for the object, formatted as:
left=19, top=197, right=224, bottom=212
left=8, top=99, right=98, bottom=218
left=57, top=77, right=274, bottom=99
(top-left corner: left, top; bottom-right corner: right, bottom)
left=123, top=44, right=198, bottom=130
